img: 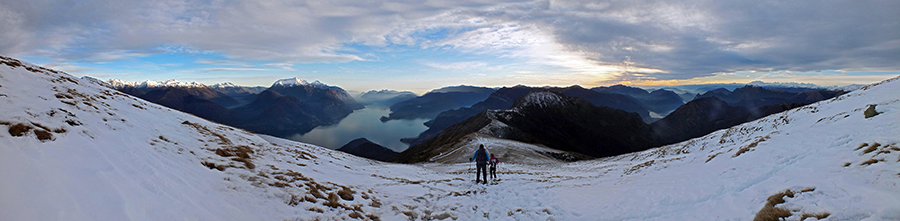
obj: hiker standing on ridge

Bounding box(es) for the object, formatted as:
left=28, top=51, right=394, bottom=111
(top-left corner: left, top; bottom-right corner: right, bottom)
left=470, top=144, right=489, bottom=184
left=488, top=153, right=499, bottom=180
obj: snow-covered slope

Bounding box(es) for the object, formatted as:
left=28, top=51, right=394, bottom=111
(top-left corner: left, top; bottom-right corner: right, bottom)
left=1, top=55, right=899, bottom=220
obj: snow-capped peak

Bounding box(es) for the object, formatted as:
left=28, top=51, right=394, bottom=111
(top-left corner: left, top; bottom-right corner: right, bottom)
left=271, top=77, right=328, bottom=88
left=210, top=82, right=238, bottom=88
left=104, top=79, right=206, bottom=89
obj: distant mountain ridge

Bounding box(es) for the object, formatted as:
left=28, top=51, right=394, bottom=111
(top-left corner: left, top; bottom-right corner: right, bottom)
left=355, top=90, right=417, bottom=107
left=592, top=85, right=684, bottom=115
left=381, top=85, right=496, bottom=121
left=695, top=85, right=844, bottom=110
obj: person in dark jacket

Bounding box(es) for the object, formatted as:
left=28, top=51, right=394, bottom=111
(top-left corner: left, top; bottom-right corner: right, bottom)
left=470, top=144, right=490, bottom=184
left=488, top=153, right=499, bottom=180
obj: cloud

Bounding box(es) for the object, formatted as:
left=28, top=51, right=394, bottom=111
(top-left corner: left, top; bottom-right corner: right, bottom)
left=423, top=61, right=487, bottom=70
left=201, top=67, right=269, bottom=72
left=0, top=0, right=898, bottom=86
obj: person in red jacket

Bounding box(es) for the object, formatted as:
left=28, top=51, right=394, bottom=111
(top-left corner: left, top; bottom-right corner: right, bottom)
left=488, top=153, right=499, bottom=180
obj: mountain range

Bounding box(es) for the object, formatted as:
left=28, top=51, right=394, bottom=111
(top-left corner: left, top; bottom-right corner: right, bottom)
left=97, top=76, right=364, bottom=137
left=393, top=91, right=655, bottom=163
left=394, top=85, right=844, bottom=163
left=401, top=85, right=665, bottom=147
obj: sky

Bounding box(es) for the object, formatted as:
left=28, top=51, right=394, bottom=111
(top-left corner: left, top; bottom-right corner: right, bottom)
left=1, top=0, right=899, bottom=94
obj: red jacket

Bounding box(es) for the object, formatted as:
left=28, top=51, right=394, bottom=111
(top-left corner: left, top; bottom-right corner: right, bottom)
left=488, top=156, right=499, bottom=167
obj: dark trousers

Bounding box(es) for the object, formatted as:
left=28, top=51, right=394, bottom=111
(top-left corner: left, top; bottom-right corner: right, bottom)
left=490, top=166, right=496, bottom=179
left=476, top=163, right=487, bottom=182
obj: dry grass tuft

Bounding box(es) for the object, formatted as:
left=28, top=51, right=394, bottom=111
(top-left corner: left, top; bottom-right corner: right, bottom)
left=754, top=190, right=796, bottom=221
left=863, top=145, right=878, bottom=154
left=801, top=212, right=831, bottom=220
left=323, top=192, right=343, bottom=208
left=348, top=211, right=364, bottom=219
left=33, top=129, right=53, bottom=141
left=337, top=186, right=355, bottom=201
left=625, top=160, right=655, bottom=175
left=201, top=161, right=223, bottom=171
left=307, top=207, right=324, bottom=213
left=860, top=158, right=883, bottom=166
left=733, top=147, right=752, bottom=157
left=843, top=162, right=852, bottom=167
left=766, top=190, right=794, bottom=206
left=753, top=206, right=791, bottom=221
left=215, top=145, right=255, bottom=169
left=8, top=123, right=32, bottom=136
left=856, top=143, right=869, bottom=150
left=65, top=119, right=81, bottom=126
left=270, top=182, right=290, bottom=188
left=369, top=198, right=382, bottom=207
left=706, top=152, right=722, bottom=163
left=401, top=211, right=417, bottom=220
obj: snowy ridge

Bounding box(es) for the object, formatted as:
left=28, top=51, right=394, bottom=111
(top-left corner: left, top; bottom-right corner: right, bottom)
left=271, top=77, right=328, bottom=88
left=748, top=80, right=823, bottom=89
left=514, top=91, right=569, bottom=109
left=105, top=78, right=207, bottom=89
left=210, top=82, right=238, bottom=88
left=2, top=55, right=899, bottom=220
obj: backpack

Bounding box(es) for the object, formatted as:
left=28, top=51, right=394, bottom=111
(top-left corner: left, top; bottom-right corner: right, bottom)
left=475, top=149, right=488, bottom=162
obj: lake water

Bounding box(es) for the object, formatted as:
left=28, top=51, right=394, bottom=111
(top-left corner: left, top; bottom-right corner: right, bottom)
left=287, top=106, right=429, bottom=152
